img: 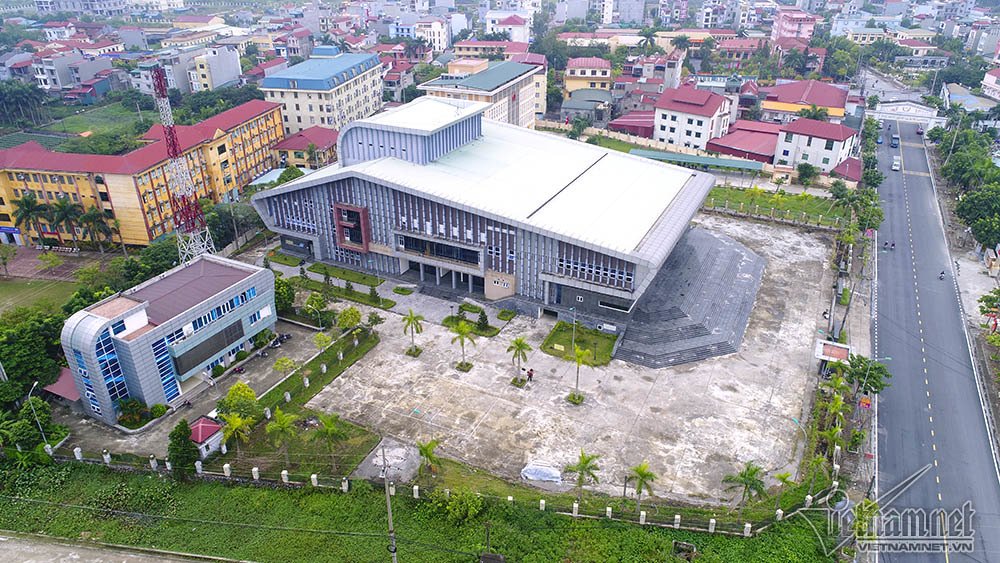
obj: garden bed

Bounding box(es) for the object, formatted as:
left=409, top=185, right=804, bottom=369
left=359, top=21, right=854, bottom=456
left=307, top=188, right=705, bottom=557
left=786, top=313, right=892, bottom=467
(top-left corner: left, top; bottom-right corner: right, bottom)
left=442, top=315, right=499, bottom=337
left=297, top=278, right=396, bottom=310
left=540, top=321, right=615, bottom=366
left=307, top=263, right=384, bottom=287
left=267, top=250, right=304, bottom=267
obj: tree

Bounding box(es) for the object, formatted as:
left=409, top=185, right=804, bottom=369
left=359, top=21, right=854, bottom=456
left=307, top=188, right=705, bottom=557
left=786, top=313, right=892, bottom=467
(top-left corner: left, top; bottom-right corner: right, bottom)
left=273, top=357, right=299, bottom=377
left=670, top=35, right=691, bottom=51
left=12, top=191, right=50, bottom=245
left=277, top=165, right=304, bottom=185
left=79, top=205, right=110, bottom=253
left=506, top=336, right=532, bottom=375
left=628, top=461, right=657, bottom=513
left=305, top=291, right=328, bottom=326
left=838, top=353, right=892, bottom=395
left=476, top=310, right=490, bottom=332
left=797, top=162, right=819, bottom=186
left=722, top=461, right=767, bottom=520
left=313, top=332, right=332, bottom=350
left=274, top=276, right=294, bottom=313
left=818, top=426, right=845, bottom=458
left=417, top=438, right=441, bottom=474
left=0, top=244, right=14, bottom=276
left=797, top=104, right=829, bottom=120
left=825, top=393, right=851, bottom=428
left=807, top=454, right=827, bottom=495
left=450, top=320, right=477, bottom=367
left=773, top=472, right=795, bottom=510
left=866, top=95, right=880, bottom=109
left=167, top=419, right=200, bottom=480
left=49, top=197, right=83, bottom=248
left=564, top=449, right=601, bottom=501
left=311, top=412, right=348, bottom=473
left=367, top=311, right=383, bottom=330
left=266, top=407, right=299, bottom=466
left=572, top=344, right=593, bottom=397
left=217, top=381, right=262, bottom=420
left=220, top=413, right=252, bottom=459
left=401, top=309, right=425, bottom=353
left=853, top=498, right=880, bottom=544
left=19, top=396, right=51, bottom=430
left=338, top=306, right=361, bottom=330
left=862, top=168, right=885, bottom=189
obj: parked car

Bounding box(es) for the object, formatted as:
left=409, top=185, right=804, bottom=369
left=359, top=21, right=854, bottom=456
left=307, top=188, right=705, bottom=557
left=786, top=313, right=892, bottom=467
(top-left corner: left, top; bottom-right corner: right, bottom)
left=877, top=136, right=883, bottom=144
left=916, top=126, right=924, bottom=135
left=891, top=156, right=901, bottom=171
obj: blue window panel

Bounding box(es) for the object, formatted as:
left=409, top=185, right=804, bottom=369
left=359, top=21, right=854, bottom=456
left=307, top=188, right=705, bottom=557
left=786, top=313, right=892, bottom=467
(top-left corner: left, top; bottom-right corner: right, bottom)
left=95, top=329, right=129, bottom=405
left=152, top=330, right=181, bottom=402
left=111, top=320, right=126, bottom=335
left=189, top=287, right=258, bottom=335
left=73, top=349, right=102, bottom=415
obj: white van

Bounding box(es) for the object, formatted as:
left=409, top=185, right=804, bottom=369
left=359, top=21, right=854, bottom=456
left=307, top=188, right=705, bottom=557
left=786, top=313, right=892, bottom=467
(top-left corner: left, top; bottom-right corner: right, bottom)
left=891, top=156, right=901, bottom=171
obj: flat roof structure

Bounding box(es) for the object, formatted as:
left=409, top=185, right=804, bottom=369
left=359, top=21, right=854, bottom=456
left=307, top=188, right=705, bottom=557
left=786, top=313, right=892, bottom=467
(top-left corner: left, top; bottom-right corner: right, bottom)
left=129, top=258, right=255, bottom=324
left=261, top=54, right=380, bottom=91
left=420, top=61, right=537, bottom=93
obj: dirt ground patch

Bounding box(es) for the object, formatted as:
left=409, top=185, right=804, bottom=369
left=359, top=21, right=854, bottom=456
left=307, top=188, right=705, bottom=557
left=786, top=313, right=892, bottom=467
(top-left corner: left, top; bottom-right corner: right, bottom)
left=307, top=215, right=831, bottom=504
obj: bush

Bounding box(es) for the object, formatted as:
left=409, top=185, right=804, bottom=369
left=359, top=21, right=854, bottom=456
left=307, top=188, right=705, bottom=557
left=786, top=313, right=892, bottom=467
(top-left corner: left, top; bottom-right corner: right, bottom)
left=405, top=346, right=422, bottom=357
left=476, top=310, right=490, bottom=332
left=235, top=350, right=249, bottom=362
left=150, top=404, right=168, bottom=418
left=510, top=377, right=527, bottom=388
left=369, top=285, right=379, bottom=300
left=430, top=488, right=484, bottom=524
left=253, top=328, right=274, bottom=349
left=393, top=286, right=414, bottom=295
left=456, top=361, right=473, bottom=372
left=497, top=309, right=516, bottom=321
left=212, top=365, right=225, bottom=377
left=839, top=287, right=850, bottom=306
left=566, top=391, right=585, bottom=405
left=459, top=303, right=483, bottom=314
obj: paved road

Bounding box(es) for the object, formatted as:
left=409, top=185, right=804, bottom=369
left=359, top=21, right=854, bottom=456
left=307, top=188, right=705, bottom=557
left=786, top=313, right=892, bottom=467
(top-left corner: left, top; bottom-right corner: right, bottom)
left=0, top=534, right=194, bottom=562
left=859, top=66, right=923, bottom=103
left=876, top=121, right=1000, bottom=560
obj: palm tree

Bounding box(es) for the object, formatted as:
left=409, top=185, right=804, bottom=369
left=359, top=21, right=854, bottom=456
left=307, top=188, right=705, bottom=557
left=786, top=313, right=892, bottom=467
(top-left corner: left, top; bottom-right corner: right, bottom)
left=773, top=472, right=795, bottom=510
left=311, top=412, right=348, bottom=473
left=220, top=413, right=253, bottom=460
left=266, top=407, right=299, bottom=467
left=821, top=373, right=850, bottom=396
left=638, top=27, right=657, bottom=54
left=798, top=104, right=829, bottom=121
left=417, top=438, right=440, bottom=474
left=818, top=426, right=845, bottom=459
left=572, top=344, right=593, bottom=396
left=450, top=320, right=476, bottom=367
left=401, top=309, right=425, bottom=354
left=807, top=455, right=828, bottom=495
left=825, top=394, right=851, bottom=428
left=722, top=461, right=767, bottom=520
left=79, top=205, right=110, bottom=253
left=12, top=192, right=51, bottom=246
left=564, top=449, right=601, bottom=501
left=507, top=336, right=532, bottom=375
left=110, top=218, right=127, bottom=258
left=628, top=461, right=657, bottom=514
left=670, top=35, right=691, bottom=51
left=49, top=196, right=82, bottom=248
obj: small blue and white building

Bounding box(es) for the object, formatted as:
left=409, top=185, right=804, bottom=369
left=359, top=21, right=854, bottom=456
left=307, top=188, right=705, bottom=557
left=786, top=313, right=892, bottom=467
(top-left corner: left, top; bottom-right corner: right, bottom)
left=61, top=254, right=276, bottom=426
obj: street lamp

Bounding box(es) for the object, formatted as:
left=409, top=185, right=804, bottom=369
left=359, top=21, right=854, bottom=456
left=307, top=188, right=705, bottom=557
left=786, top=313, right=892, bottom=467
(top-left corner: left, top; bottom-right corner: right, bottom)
left=569, top=306, right=577, bottom=353
left=27, top=381, right=48, bottom=446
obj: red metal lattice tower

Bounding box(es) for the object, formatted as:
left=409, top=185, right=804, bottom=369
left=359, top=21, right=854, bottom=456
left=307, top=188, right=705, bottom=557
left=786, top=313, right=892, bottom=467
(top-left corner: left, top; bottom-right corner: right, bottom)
left=151, top=65, right=214, bottom=261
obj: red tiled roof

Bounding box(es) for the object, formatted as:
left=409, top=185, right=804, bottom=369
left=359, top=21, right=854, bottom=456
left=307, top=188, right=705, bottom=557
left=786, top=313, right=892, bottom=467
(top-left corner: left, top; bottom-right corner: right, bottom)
left=987, top=68, right=1000, bottom=78
left=291, top=28, right=312, bottom=38
left=731, top=119, right=782, bottom=134
left=44, top=20, right=73, bottom=27
left=246, top=57, right=286, bottom=76
left=676, top=28, right=736, bottom=35
left=898, top=39, right=931, bottom=47
left=190, top=416, right=222, bottom=444
left=508, top=52, right=546, bottom=67
left=762, top=79, right=848, bottom=108
left=831, top=156, right=862, bottom=182
left=567, top=56, right=611, bottom=69
left=609, top=110, right=655, bottom=128
left=273, top=125, right=339, bottom=151
left=654, top=85, right=726, bottom=117
left=44, top=367, right=80, bottom=402
left=343, top=35, right=367, bottom=44
left=556, top=31, right=620, bottom=40
left=706, top=127, right=778, bottom=162
left=780, top=117, right=857, bottom=141
left=719, top=38, right=768, bottom=49
left=498, top=14, right=526, bottom=25
left=740, top=80, right=759, bottom=95
left=10, top=59, right=33, bottom=69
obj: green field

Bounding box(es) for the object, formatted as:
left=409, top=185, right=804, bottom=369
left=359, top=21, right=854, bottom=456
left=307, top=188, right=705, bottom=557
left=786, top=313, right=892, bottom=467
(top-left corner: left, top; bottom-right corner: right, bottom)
left=40, top=104, right=159, bottom=137
left=0, top=279, right=78, bottom=314
left=541, top=321, right=617, bottom=366
left=0, top=132, right=67, bottom=150
left=307, top=262, right=384, bottom=287
left=706, top=186, right=850, bottom=224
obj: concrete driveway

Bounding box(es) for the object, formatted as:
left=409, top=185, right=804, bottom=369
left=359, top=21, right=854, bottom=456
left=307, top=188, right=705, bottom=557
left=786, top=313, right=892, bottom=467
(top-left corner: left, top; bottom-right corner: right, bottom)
left=307, top=214, right=831, bottom=504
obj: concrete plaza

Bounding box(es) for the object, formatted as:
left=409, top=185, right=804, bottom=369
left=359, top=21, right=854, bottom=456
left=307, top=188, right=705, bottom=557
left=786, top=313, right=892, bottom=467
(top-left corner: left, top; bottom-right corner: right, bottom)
left=307, top=214, right=833, bottom=503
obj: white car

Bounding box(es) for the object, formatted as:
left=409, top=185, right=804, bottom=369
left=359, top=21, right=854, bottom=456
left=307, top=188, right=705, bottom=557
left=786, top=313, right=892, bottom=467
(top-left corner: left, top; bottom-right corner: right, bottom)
left=891, top=157, right=901, bottom=171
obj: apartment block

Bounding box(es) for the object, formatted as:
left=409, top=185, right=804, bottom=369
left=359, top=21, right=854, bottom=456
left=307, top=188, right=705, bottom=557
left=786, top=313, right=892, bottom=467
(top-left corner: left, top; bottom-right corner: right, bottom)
left=418, top=58, right=541, bottom=128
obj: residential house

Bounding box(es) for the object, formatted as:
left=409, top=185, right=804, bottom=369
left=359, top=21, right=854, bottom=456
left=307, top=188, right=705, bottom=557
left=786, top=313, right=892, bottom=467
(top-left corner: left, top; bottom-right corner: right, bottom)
left=653, top=85, right=731, bottom=149
left=190, top=417, right=225, bottom=459
left=774, top=117, right=858, bottom=173
left=188, top=46, right=241, bottom=92
left=131, top=47, right=205, bottom=94
left=274, top=27, right=315, bottom=60
left=243, top=58, right=288, bottom=85
left=414, top=16, right=451, bottom=53
left=658, top=0, right=688, bottom=24
left=173, top=15, right=225, bottom=29
left=117, top=26, right=149, bottom=50
left=759, top=79, right=849, bottom=124
left=484, top=10, right=533, bottom=35
left=896, top=39, right=934, bottom=57
left=770, top=8, right=816, bottom=43
left=774, top=38, right=826, bottom=74
left=0, top=52, right=35, bottom=82
left=490, top=14, right=531, bottom=43
left=706, top=119, right=782, bottom=164
left=272, top=126, right=340, bottom=169
left=452, top=40, right=529, bottom=58
left=43, top=21, right=76, bottom=41
left=560, top=88, right=613, bottom=127
left=419, top=58, right=541, bottom=128
left=718, top=38, right=769, bottom=70
left=382, top=60, right=415, bottom=102
left=162, top=31, right=221, bottom=50
left=564, top=56, right=612, bottom=94
left=981, top=68, right=1000, bottom=102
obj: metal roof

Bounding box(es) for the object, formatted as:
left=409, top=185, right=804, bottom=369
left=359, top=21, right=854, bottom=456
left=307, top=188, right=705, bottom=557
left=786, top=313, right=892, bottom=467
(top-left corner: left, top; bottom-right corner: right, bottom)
left=128, top=256, right=256, bottom=324
left=630, top=149, right=764, bottom=171
left=421, top=61, right=537, bottom=93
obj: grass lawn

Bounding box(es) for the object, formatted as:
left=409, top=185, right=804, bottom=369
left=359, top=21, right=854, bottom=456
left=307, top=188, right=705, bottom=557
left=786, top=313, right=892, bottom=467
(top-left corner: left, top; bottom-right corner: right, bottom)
left=588, top=134, right=643, bottom=153
left=541, top=321, right=616, bottom=366
left=442, top=314, right=499, bottom=337
left=0, top=463, right=836, bottom=562
left=706, top=186, right=849, bottom=225
left=393, top=286, right=414, bottom=295
left=0, top=132, right=66, bottom=150
left=307, top=262, right=384, bottom=287
left=297, top=277, right=396, bottom=310
left=0, top=279, right=78, bottom=314
left=40, top=104, right=159, bottom=136
left=267, top=250, right=304, bottom=267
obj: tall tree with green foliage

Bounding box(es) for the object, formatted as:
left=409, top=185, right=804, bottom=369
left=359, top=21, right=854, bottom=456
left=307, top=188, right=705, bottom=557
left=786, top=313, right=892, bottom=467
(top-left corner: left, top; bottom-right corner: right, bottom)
left=797, top=104, right=829, bottom=120
left=417, top=438, right=441, bottom=474
left=338, top=306, right=361, bottom=330
left=670, top=35, right=691, bottom=51
left=506, top=336, right=532, bottom=375
left=167, top=419, right=200, bottom=480
left=450, top=320, right=476, bottom=367
left=277, top=165, right=304, bottom=185
left=628, top=461, right=657, bottom=514
left=273, top=276, right=294, bottom=313
left=311, top=412, right=348, bottom=472
left=266, top=407, right=299, bottom=466
left=0, top=244, right=15, bottom=276
left=11, top=191, right=50, bottom=244
left=79, top=205, right=110, bottom=253
left=722, top=461, right=767, bottom=520
left=564, top=449, right=601, bottom=501
left=217, top=381, right=262, bottom=420
left=572, top=344, right=593, bottom=397
left=220, top=413, right=253, bottom=460
left=401, top=309, right=425, bottom=353
left=49, top=197, right=83, bottom=248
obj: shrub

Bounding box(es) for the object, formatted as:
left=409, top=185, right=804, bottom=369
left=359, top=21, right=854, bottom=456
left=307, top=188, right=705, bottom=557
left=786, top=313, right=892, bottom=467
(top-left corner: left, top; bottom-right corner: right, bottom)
left=430, top=488, right=484, bottom=524
left=497, top=309, right=516, bottom=321
left=849, top=429, right=865, bottom=451
left=510, top=377, right=527, bottom=388
left=344, top=281, right=354, bottom=294
left=405, top=346, right=423, bottom=357
left=150, top=404, right=168, bottom=418
left=839, top=287, right=850, bottom=306
left=235, top=350, right=249, bottom=362
left=253, top=328, right=274, bottom=349
left=369, top=285, right=379, bottom=301
left=456, top=361, right=473, bottom=372
left=476, top=310, right=490, bottom=332
left=566, top=391, right=585, bottom=405
left=459, top=303, right=483, bottom=314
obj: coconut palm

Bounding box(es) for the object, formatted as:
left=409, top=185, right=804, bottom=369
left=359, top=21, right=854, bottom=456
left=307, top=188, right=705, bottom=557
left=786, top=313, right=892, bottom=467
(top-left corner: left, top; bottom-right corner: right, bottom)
left=79, top=205, right=110, bottom=253
left=401, top=309, right=425, bottom=353
left=417, top=438, right=440, bottom=474
left=49, top=196, right=83, bottom=248
left=450, top=320, right=476, bottom=367
left=773, top=471, right=795, bottom=510
left=670, top=34, right=691, bottom=51
left=311, top=412, right=348, bottom=473
left=506, top=336, right=532, bottom=375
left=825, top=394, right=851, bottom=428
left=220, top=413, right=253, bottom=460
left=628, top=461, right=657, bottom=514
left=821, top=373, right=851, bottom=396
left=722, top=461, right=767, bottom=520
left=798, top=104, right=829, bottom=121
left=266, top=407, right=299, bottom=467
left=807, top=454, right=828, bottom=495
left=564, top=449, right=601, bottom=501
left=109, top=217, right=127, bottom=258
left=572, top=344, right=593, bottom=396
left=12, top=191, right=51, bottom=245
left=818, top=426, right=845, bottom=459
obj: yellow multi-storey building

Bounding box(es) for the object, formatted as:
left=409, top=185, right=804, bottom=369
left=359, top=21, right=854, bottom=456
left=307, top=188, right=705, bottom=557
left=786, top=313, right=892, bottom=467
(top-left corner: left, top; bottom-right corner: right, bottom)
left=0, top=100, right=284, bottom=247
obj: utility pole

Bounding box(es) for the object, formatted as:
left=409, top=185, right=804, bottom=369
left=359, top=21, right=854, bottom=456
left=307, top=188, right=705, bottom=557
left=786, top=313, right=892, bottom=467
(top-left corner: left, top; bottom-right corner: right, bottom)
left=381, top=446, right=399, bottom=563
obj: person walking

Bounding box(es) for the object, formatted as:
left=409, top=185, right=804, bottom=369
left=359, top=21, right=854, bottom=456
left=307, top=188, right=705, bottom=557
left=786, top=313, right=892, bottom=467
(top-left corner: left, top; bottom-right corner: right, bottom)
left=527, top=369, right=534, bottom=382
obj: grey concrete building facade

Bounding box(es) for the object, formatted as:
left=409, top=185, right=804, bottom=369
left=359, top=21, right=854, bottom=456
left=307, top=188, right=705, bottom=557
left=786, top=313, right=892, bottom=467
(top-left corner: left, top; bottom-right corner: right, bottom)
left=252, top=97, right=714, bottom=324
left=61, top=255, right=276, bottom=426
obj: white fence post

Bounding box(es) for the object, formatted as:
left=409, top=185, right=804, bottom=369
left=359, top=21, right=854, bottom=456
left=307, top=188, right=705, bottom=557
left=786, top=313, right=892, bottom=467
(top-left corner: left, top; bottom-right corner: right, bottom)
left=539, top=499, right=545, bottom=511
left=148, top=454, right=158, bottom=471
left=572, top=502, right=578, bottom=517
left=73, top=447, right=82, bottom=461
left=639, top=511, right=646, bottom=525
left=252, top=467, right=259, bottom=480
left=708, top=519, right=716, bottom=533
left=195, top=460, right=203, bottom=474
left=102, top=449, right=111, bottom=465
left=413, top=485, right=419, bottom=499
left=605, top=506, right=612, bottom=518
left=341, top=477, right=349, bottom=492
left=776, top=509, right=784, bottom=521
left=281, top=470, right=289, bottom=483
left=223, top=463, right=231, bottom=477
left=744, top=522, right=752, bottom=537
left=311, top=474, right=318, bottom=486
left=674, top=514, right=681, bottom=529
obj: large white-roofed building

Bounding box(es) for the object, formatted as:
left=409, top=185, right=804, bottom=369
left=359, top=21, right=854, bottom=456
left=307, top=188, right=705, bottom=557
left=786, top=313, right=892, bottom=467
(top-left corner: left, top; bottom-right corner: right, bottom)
left=251, top=97, right=715, bottom=320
